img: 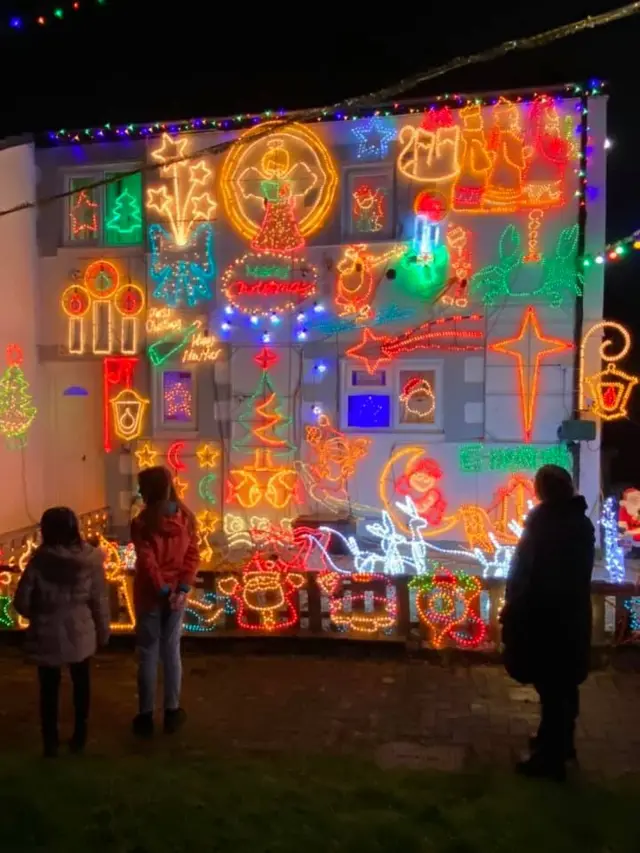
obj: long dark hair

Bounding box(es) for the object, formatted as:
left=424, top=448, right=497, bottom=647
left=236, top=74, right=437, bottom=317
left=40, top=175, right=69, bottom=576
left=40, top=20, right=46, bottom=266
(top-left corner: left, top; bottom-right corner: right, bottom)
left=40, top=507, right=82, bottom=548
left=137, top=466, right=195, bottom=533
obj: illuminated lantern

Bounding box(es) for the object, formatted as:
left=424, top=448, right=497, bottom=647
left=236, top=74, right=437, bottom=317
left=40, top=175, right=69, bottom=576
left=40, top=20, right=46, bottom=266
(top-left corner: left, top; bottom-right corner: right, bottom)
left=580, top=322, right=638, bottom=422
left=110, top=388, right=148, bottom=443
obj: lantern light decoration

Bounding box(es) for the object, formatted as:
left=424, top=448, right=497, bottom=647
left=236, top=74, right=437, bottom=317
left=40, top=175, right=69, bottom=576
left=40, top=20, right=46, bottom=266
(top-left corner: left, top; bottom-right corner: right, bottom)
left=580, top=321, right=639, bottom=422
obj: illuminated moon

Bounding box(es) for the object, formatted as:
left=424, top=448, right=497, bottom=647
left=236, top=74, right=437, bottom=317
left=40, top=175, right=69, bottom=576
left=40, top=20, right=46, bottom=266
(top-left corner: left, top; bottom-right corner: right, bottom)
left=166, top=440, right=187, bottom=474
left=379, top=445, right=457, bottom=537
left=198, top=473, right=217, bottom=505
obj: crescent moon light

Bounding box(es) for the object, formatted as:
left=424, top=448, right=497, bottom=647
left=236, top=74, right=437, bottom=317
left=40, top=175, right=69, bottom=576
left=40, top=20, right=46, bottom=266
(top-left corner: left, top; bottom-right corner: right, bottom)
left=198, top=473, right=217, bottom=505
left=379, top=445, right=457, bottom=537
left=166, top=440, right=187, bottom=474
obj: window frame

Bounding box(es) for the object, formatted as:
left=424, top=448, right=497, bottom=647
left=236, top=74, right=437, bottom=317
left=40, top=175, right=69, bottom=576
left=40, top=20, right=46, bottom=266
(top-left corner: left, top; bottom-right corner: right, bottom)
left=154, top=366, right=198, bottom=433
left=342, top=164, right=395, bottom=242
left=64, top=166, right=144, bottom=247
left=340, top=358, right=444, bottom=433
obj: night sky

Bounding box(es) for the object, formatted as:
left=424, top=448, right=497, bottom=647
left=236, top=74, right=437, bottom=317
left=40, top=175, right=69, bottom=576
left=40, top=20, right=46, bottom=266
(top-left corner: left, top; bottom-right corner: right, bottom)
left=1, top=0, right=638, bottom=487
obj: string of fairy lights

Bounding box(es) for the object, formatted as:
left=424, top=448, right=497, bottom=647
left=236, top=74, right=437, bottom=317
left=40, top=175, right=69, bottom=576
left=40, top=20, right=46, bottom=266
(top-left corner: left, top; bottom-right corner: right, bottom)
left=1, top=0, right=106, bottom=32
left=0, top=2, right=639, bottom=222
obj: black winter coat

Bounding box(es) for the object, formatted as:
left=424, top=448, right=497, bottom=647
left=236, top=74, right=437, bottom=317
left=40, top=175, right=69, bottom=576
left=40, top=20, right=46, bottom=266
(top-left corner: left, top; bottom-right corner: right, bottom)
left=501, top=495, right=594, bottom=686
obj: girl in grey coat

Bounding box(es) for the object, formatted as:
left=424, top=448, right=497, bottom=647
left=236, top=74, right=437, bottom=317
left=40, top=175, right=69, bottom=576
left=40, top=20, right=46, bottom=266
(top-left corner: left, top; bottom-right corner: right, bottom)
left=14, top=507, right=110, bottom=757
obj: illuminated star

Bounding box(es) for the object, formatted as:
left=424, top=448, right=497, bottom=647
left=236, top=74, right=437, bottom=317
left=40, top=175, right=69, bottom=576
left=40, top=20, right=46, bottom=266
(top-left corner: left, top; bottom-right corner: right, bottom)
left=173, top=477, right=189, bottom=499
left=135, top=442, right=157, bottom=470
left=490, top=306, right=572, bottom=441
left=196, top=509, right=219, bottom=534
left=351, top=116, right=397, bottom=160
left=196, top=443, right=220, bottom=469
left=151, top=133, right=189, bottom=165
left=146, top=186, right=173, bottom=215
left=345, top=328, right=392, bottom=375
left=254, top=347, right=279, bottom=371
left=188, top=160, right=212, bottom=185
left=191, top=193, right=217, bottom=221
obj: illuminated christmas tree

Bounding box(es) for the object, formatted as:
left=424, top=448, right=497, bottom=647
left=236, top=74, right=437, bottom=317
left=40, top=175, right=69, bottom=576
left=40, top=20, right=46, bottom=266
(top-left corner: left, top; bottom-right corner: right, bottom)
left=106, top=188, right=143, bottom=238
left=0, top=345, right=37, bottom=447
left=228, top=348, right=297, bottom=511
left=233, top=347, right=294, bottom=456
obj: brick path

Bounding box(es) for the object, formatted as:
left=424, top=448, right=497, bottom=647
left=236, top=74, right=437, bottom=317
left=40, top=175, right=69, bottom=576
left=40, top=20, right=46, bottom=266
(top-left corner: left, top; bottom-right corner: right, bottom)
left=0, top=647, right=638, bottom=778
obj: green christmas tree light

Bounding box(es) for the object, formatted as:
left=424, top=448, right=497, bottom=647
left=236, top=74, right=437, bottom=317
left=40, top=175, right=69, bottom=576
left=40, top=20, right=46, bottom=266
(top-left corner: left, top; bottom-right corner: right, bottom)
left=0, top=345, right=37, bottom=448
left=106, top=188, right=143, bottom=239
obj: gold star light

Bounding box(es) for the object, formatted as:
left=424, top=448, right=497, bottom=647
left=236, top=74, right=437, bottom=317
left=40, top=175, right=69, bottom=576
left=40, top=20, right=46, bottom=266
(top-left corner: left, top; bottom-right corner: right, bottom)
left=135, top=442, right=158, bottom=470
left=196, top=443, right=220, bottom=469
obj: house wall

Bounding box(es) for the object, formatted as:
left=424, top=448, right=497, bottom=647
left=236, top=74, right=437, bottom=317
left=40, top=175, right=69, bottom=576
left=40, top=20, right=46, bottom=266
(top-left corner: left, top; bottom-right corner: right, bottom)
left=31, top=94, right=607, bottom=544
left=0, top=140, right=45, bottom=532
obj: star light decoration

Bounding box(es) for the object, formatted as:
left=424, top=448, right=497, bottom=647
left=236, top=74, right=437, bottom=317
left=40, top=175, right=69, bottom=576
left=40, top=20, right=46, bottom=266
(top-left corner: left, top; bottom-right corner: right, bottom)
left=351, top=116, right=397, bottom=160
left=489, top=306, right=572, bottom=442
left=196, top=442, right=220, bottom=469
left=147, top=134, right=217, bottom=245
left=135, top=442, right=157, bottom=470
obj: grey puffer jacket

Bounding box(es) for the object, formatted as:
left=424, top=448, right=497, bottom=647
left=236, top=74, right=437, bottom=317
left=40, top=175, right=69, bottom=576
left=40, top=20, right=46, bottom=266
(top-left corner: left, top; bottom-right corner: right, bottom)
left=13, top=542, right=110, bottom=666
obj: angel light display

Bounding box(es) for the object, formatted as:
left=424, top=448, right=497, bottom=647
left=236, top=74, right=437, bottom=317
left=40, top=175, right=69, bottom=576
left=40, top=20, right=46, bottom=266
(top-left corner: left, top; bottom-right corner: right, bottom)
left=221, top=122, right=337, bottom=316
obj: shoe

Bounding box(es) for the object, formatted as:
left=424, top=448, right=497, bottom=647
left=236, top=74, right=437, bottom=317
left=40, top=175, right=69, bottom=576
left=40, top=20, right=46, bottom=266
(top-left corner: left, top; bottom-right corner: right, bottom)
left=164, top=708, right=186, bottom=735
left=132, top=713, right=154, bottom=738
left=529, top=735, right=577, bottom=762
left=516, top=755, right=566, bottom=783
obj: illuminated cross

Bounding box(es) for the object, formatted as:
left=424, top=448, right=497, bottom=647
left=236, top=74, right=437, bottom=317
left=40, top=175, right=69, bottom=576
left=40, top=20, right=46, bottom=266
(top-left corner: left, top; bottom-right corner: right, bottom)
left=490, top=306, right=572, bottom=441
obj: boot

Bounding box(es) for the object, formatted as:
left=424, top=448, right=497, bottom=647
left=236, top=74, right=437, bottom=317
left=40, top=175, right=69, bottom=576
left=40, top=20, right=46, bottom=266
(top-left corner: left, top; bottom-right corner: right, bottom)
left=164, top=708, right=186, bottom=735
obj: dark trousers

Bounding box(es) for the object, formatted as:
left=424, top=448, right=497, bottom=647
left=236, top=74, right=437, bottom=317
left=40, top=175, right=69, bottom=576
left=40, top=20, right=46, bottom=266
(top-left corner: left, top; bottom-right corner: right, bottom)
left=38, top=659, right=91, bottom=750
left=534, top=680, right=579, bottom=762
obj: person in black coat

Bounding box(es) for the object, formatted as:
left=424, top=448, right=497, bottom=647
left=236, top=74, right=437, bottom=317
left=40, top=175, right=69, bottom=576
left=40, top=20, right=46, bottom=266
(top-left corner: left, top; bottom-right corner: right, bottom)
left=501, top=464, right=594, bottom=781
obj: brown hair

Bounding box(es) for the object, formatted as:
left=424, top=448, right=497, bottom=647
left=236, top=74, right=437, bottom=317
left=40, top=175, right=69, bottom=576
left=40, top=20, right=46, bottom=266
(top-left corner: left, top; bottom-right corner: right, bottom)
left=137, top=466, right=195, bottom=534
left=534, top=464, right=574, bottom=504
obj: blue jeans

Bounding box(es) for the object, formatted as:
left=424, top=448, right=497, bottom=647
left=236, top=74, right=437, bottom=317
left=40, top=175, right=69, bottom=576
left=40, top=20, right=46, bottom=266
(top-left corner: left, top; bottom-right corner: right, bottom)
left=136, top=603, right=184, bottom=715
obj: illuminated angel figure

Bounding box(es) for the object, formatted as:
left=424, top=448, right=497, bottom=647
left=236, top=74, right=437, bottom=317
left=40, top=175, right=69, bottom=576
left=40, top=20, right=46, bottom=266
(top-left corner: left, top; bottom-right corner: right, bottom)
left=305, top=414, right=371, bottom=501
left=238, top=138, right=320, bottom=254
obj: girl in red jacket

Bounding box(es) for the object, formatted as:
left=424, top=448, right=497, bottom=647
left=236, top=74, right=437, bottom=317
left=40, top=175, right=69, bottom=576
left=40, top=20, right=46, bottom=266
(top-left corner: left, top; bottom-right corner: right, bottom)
left=131, top=466, right=199, bottom=737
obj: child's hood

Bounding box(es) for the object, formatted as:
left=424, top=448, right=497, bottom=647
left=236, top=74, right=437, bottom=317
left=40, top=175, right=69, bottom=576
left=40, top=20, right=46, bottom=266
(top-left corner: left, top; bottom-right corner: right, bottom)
left=31, top=541, right=102, bottom=585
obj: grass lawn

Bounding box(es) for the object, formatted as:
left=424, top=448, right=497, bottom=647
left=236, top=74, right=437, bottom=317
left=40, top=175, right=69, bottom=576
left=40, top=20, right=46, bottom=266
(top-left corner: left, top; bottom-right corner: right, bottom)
left=1, top=750, right=638, bottom=853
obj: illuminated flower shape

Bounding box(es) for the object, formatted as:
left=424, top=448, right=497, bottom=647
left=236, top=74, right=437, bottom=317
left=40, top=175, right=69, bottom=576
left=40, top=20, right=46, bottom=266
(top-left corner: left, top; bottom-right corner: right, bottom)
left=411, top=568, right=486, bottom=649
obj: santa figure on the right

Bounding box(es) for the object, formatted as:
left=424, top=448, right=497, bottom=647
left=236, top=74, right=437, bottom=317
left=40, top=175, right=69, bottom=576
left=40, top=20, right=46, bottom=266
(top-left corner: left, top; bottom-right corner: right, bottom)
left=618, top=488, right=640, bottom=543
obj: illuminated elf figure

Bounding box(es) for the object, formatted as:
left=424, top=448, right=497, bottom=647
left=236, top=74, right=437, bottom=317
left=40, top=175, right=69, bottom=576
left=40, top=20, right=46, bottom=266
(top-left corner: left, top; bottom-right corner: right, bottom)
left=242, top=138, right=318, bottom=254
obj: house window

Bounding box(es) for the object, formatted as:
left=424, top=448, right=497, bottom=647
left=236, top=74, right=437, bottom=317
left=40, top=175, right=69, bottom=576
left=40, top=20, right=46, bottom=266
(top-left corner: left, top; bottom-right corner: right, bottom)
left=343, top=167, right=393, bottom=241
left=162, top=370, right=195, bottom=426
left=66, top=170, right=143, bottom=246
left=341, top=360, right=442, bottom=431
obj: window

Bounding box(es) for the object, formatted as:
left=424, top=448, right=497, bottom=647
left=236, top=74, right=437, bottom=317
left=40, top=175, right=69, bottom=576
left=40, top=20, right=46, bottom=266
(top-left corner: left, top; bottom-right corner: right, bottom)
left=341, top=360, right=442, bottom=431
left=343, top=167, right=393, bottom=240
left=161, top=370, right=196, bottom=428
left=66, top=170, right=143, bottom=246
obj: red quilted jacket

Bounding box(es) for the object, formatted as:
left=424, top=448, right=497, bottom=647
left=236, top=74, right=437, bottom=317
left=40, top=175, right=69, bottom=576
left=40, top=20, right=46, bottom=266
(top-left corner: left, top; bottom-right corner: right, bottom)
left=131, top=507, right=199, bottom=612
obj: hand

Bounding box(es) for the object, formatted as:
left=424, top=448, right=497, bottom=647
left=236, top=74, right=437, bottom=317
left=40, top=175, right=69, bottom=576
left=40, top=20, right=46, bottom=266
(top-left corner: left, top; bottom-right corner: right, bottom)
left=169, top=591, right=186, bottom=611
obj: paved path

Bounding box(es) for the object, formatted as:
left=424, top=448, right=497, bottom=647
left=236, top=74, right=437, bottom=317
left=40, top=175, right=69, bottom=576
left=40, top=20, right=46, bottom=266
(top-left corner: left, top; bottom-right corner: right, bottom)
left=0, top=648, right=638, bottom=778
